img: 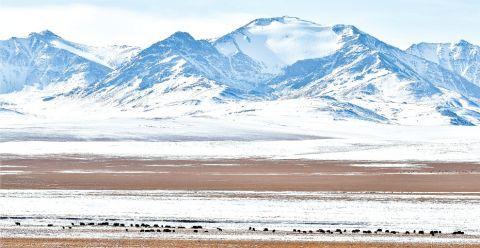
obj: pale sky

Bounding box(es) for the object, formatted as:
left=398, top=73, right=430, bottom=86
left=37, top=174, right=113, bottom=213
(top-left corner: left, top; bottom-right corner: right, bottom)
left=0, top=0, right=478, bottom=49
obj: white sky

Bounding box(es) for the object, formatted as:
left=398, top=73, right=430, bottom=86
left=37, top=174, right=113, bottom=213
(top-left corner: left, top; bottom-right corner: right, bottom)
left=0, top=0, right=478, bottom=49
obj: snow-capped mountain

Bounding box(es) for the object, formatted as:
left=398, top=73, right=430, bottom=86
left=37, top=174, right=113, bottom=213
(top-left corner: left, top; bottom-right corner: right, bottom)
left=214, top=17, right=342, bottom=74
left=84, top=31, right=268, bottom=110
left=0, top=30, right=140, bottom=94
left=1, top=17, right=479, bottom=125
left=0, top=30, right=108, bottom=94
left=406, top=40, right=480, bottom=86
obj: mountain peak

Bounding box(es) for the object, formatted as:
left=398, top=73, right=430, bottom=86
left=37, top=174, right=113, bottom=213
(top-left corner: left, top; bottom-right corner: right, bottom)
left=28, top=30, right=61, bottom=40
left=167, top=31, right=195, bottom=41
left=245, top=16, right=317, bottom=28
left=455, top=39, right=472, bottom=46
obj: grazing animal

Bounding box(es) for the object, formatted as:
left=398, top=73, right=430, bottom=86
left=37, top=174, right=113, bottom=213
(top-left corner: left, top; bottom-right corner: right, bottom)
left=71, top=223, right=75, bottom=226
left=272, top=230, right=275, bottom=233
left=135, top=224, right=140, bottom=228
left=376, top=229, right=382, bottom=232
left=204, top=230, right=208, bottom=233
left=391, top=231, right=397, bottom=234
left=453, top=231, right=465, bottom=235
left=217, top=227, right=223, bottom=232
left=47, top=224, right=53, bottom=227
left=15, top=222, right=20, bottom=226
left=308, top=230, right=313, bottom=234
left=80, top=222, right=85, bottom=226
left=318, top=229, right=325, bottom=234
left=126, top=229, right=128, bottom=232
left=192, top=225, right=202, bottom=229
left=177, top=226, right=185, bottom=229
left=263, top=228, right=269, bottom=232
left=140, top=229, right=145, bottom=232
left=419, top=230, right=424, bottom=235
left=249, top=227, right=253, bottom=231
left=153, top=224, right=159, bottom=228
left=352, top=229, right=360, bottom=233
left=405, top=231, right=410, bottom=234
left=293, top=229, right=296, bottom=232
left=193, top=230, right=198, bottom=233
left=163, top=229, right=172, bottom=232
left=68, top=226, right=72, bottom=229
left=302, top=231, right=307, bottom=234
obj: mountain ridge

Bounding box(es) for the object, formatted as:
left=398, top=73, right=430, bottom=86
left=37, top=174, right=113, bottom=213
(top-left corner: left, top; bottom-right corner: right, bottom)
left=1, top=17, right=479, bottom=126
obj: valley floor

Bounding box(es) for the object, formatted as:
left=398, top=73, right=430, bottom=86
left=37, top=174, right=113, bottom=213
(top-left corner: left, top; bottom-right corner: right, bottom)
left=1, top=157, right=480, bottom=192
left=1, top=115, right=480, bottom=246
left=1, top=158, right=480, bottom=246
left=2, top=238, right=480, bottom=248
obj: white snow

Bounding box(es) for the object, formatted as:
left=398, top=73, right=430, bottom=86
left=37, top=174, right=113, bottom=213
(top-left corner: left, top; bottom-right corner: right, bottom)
left=1, top=190, right=479, bottom=240
left=215, top=17, right=341, bottom=73
left=348, top=163, right=428, bottom=168
left=1, top=102, right=479, bottom=161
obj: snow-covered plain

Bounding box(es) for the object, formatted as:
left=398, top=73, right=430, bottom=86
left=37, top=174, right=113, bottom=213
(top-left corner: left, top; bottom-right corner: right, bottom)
left=1, top=99, right=479, bottom=161
left=1, top=190, right=479, bottom=243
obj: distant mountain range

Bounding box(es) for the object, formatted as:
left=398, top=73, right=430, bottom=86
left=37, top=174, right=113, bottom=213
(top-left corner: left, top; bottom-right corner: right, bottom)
left=1, top=16, right=479, bottom=125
